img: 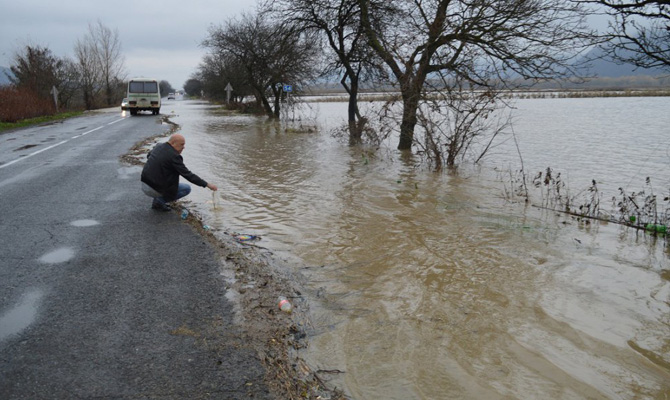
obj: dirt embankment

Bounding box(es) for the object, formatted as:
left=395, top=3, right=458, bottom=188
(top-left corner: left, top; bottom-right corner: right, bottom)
left=122, top=116, right=346, bottom=400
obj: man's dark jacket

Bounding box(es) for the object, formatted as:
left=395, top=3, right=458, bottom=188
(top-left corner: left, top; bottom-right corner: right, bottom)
left=141, top=142, right=208, bottom=201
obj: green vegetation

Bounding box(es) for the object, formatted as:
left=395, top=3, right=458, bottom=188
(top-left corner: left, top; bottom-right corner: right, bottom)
left=503, top=168, right=670, bottom=239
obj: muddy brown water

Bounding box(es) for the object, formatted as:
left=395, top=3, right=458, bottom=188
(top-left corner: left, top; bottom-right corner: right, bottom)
left=163, top=98, right=669, bottom=399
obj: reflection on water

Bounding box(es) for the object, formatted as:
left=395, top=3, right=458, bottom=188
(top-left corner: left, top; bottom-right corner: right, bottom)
left=172, top=99, right=669, bottom=399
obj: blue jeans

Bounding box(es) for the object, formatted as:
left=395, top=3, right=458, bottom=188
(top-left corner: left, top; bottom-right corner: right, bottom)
left=142, top=182, right=191, bottom=205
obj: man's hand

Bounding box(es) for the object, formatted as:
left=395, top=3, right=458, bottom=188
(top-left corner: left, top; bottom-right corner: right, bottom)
left=207, top=183, right=218, bottom=191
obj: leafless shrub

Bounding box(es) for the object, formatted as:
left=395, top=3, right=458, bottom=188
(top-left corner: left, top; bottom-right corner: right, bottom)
left=614, top=177, right=670, bottom=231
left=0, top=86, right=55, bottom=122
left=506, top=167, right=669, bottom=236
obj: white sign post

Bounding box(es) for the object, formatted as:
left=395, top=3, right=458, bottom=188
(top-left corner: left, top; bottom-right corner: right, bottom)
left=50, top=86, right=59, bottom=113
left=225, top=83, right=233, bottom=103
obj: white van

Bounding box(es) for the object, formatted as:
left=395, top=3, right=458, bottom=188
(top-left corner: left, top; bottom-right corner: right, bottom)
left=127, top=78, right=161, bottom=115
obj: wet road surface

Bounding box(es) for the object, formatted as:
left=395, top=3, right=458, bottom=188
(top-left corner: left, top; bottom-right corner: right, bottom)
left=0, top=110, right=273, bottom=398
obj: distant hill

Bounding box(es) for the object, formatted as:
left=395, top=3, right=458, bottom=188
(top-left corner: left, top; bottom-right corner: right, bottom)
left=580, top=46, right=666, bottom=78
left=0, top=66, right=13, bottom=86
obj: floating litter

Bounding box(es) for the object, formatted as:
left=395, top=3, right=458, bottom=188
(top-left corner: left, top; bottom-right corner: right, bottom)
left=278, top=296, right=292, bottom=313
left=234, top=234, right=260, bottom=242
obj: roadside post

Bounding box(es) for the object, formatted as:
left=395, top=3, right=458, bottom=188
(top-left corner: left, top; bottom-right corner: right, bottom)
left=283, top=84, right=292, bottom=102
left=51, top=85, right=59, bottom=113
left=225, top=82, right=233, bottom=103
left=282, top=84, right=293, bottom=120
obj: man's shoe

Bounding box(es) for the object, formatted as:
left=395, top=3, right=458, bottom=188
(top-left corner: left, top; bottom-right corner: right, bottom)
left=151, top=201, right=172, bottom=211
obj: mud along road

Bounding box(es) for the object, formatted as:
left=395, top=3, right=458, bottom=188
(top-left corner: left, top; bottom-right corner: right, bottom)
left=0, top=110, right=276, bottom=399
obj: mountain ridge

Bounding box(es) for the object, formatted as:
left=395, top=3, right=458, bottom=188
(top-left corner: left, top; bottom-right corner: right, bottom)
left=0, top=66, right=13, bottom=86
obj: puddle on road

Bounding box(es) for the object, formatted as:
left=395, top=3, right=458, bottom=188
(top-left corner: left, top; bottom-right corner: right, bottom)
left=39, top=247, right=74, bottom=264
left=0, top=289, right=43, bottom=341
left=117, top=166, right=142, bottom=180
left=71, top=219, right=100, bottom=227
left=13, top=144, right=37, bottom=152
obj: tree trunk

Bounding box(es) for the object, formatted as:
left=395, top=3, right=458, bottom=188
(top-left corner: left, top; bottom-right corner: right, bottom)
left=106, top=82, right=113, bottom=107
left=348, top=78, right=362, bottom=144
left=446, top=143, right=457, bottom=167
left=83, top=84, right=94, bottom=110
left=398, top=91, right=420, bottom=150
left=273, top=92, right=281, bottom=119
left=253, top=86, right=274, bottom=118
left=347, top=78, right=358, bottom=123
left=83, top=91, right=91, bottom=110
left=261, top=96, right=274, bottom=118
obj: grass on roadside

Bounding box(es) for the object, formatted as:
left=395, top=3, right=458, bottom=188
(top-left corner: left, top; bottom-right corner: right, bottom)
left=0, top=111, right=84, bottom=133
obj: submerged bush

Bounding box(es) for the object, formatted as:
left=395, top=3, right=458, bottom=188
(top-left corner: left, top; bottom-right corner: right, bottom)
left=505, top=168, right=669, bottom=237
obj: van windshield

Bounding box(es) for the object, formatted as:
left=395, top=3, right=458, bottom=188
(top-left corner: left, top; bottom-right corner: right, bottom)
left=129, top=81, right=158, bottom=93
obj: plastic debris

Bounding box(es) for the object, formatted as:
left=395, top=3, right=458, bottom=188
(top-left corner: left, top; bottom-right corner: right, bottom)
left=234, top=234, right=260, bottom=242
left=212, top=192, right=219, bottom=210
left=278, top=296, right=292, bottom=313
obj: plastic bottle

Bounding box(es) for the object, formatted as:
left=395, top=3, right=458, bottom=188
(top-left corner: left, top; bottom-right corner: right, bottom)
left=181, top=209, right=189, bottom=220
left=212, top=192, right=219, bottom=210
left=645, top=223, right=667, bottom=233
left=278, top=296, right=292, bottom=313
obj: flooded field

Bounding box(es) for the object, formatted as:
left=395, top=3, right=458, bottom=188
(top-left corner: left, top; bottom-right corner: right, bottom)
left=165, top=96, right=670, bottom=399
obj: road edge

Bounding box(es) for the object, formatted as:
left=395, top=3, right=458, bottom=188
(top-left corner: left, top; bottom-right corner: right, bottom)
left=120, top=114, right=347, bottom=400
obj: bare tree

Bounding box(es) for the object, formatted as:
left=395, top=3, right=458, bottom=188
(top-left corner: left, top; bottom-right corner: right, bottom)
left=583, top=0, right=670, bottom=70
left=358, top=0, right=596, bottom=151
left=9, top=45, right=63, bottom=101
left=263, top=0, right=386, bottom=143
left=159, top=80, right=174, bottom=97
left=89, top=21, right=126, bottom=106
left=203, top=12, right=320, bottom=118
left=197, top=53, right=252, bottom=102
left=9, top=45, right=82, bottom=112
left=54, top=58, right=81, bottom=109
left=416, top=79, right=510, bottom=169
left=74, top=36, right=101, bottom=110
left=75, top=21, right=126, bottom=109
left=184, top=78, right=204, bottom=97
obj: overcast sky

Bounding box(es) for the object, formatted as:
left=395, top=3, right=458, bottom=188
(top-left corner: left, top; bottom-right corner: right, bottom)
left=0, top=0, right=259, bottom=89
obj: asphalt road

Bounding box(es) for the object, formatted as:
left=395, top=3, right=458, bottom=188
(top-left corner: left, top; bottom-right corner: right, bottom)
left=0, top=110, right=272, bottom=399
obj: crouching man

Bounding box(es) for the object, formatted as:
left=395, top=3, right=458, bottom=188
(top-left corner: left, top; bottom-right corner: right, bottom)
left=141, top=133, right=218, bottom=211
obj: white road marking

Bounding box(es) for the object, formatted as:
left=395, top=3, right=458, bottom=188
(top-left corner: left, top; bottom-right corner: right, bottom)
left=0, top=140, right=68, bottom=170
left=107, top=118, right=125, bottom=125
left=80, top=126, right=103, bottom=136
left=0, top=118, right=126, bottom=170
